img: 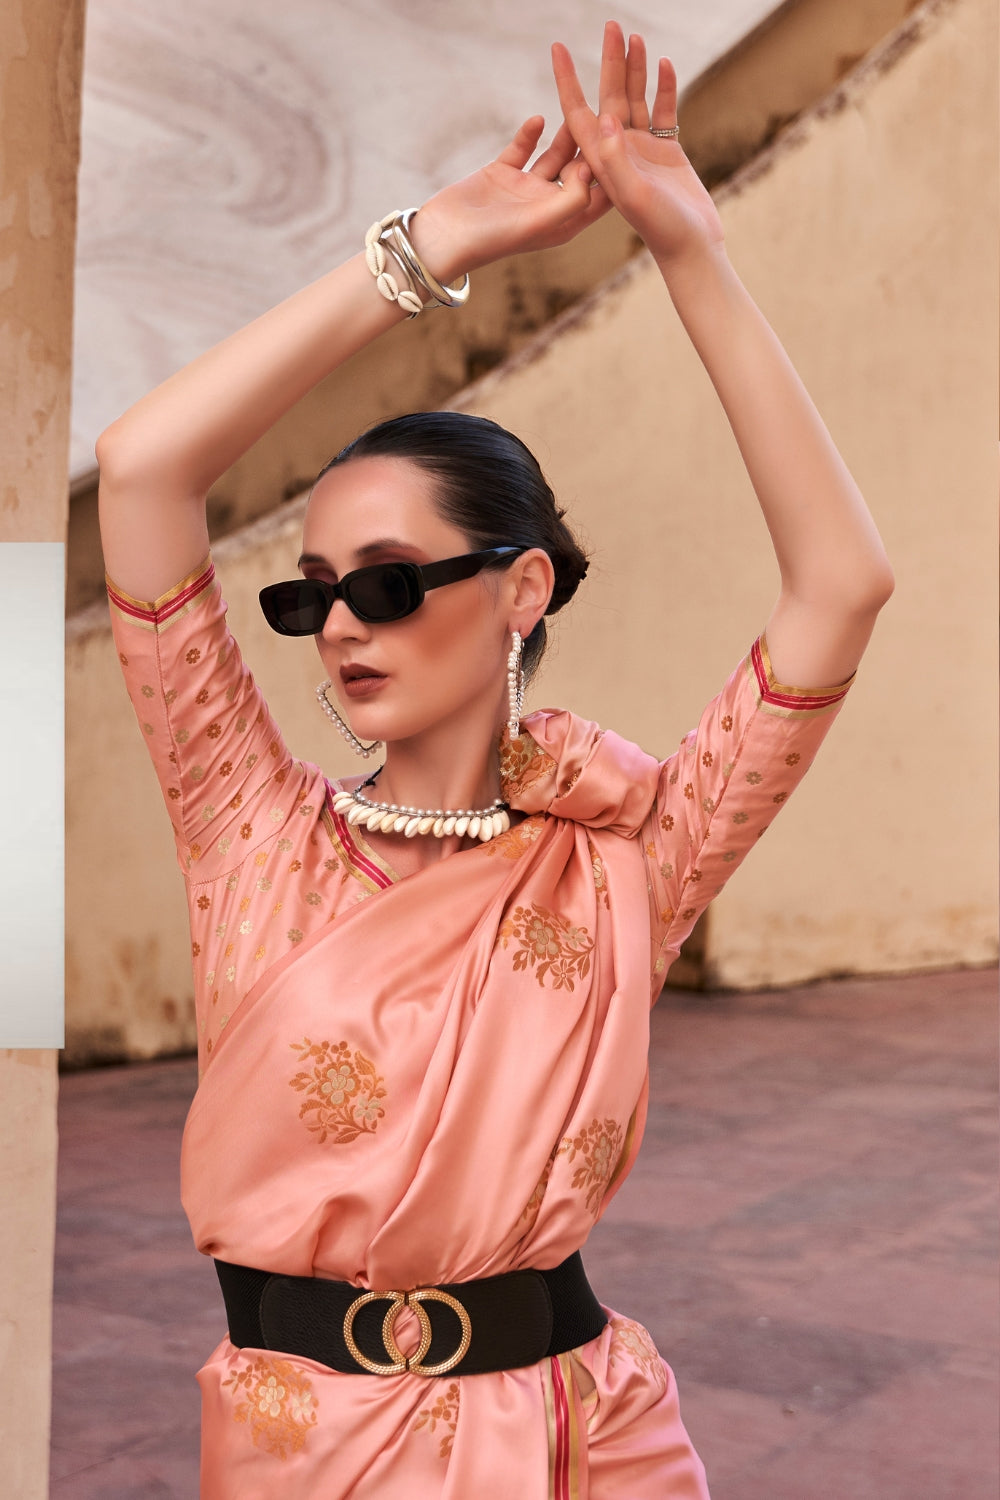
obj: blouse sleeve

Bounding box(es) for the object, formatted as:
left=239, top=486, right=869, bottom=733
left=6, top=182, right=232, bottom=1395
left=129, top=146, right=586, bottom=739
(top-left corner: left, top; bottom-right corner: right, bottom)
left=106, top=557, right=301, bottom=876
left=644, top=632, right=856, bottom=980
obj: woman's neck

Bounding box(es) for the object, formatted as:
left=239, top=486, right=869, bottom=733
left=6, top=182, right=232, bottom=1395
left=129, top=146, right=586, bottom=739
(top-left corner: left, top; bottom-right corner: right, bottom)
left=368, top=717, right=507, bottom=816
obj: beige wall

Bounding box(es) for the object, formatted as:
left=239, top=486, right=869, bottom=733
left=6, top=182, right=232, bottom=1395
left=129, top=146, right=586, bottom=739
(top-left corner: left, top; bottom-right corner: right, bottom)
left=680, top=0, right=921, bottom=185
left=467, top=0, right=996, bottom=987
left=65, top=0, right=996, bottom=1062
left=0, top=0, right=86, bottom=1491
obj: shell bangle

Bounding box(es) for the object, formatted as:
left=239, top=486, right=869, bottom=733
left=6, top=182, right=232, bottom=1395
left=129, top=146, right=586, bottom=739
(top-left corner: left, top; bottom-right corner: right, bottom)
left=364, top=213, right=426, bottom=318
left=389, top=208, right=470, bottom=309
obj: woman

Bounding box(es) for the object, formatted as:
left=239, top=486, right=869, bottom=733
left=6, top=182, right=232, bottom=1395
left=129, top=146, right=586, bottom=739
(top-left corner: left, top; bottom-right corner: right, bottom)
left=97, top=24, right=893, bottom=1499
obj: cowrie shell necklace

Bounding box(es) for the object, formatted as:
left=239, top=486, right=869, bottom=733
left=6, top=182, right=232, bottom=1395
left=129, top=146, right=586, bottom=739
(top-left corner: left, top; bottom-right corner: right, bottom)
left=332, top=770, right=510, bottom=842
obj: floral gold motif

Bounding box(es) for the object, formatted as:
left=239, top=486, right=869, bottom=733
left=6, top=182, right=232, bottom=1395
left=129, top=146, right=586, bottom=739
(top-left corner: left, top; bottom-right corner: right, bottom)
left=485, top=816, right=544, bottom=860
left=521, top=1150, right=557, bottom=1224
left=289, top=1038, right=387, bottom=1143
left=499, top=732, right=557, bottom=801
left=558, top=1117, right=624, bottom=1215
left=223, top=1353, right=319, bottom=1458
left=412, top=1380, right=460, bottom=1458
left=497, top=903, right=595, bottom=991
left=587, top=837, right=610, bottom=909
left=607, top=1315, right=667, bottom=1396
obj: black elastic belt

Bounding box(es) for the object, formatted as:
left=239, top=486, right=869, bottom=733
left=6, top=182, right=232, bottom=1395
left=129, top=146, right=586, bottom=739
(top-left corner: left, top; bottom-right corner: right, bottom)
left=215, top=1250, right=606, bottom=1378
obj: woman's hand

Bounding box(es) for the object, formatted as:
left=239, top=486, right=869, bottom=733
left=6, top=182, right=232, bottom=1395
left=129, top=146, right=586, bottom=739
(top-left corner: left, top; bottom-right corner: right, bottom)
left=552, top=23, right=725, bottom=268
left=409, top=117, right=611, bottom=284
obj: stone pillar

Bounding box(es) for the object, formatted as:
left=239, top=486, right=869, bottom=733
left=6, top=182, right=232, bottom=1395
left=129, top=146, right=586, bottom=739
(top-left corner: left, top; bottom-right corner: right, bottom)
left=0, top=0, right=86, bottom=1493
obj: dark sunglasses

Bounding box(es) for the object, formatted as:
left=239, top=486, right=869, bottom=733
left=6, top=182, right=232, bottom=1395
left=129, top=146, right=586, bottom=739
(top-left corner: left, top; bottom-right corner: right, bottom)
left=259, top=546, right=527, bottom=635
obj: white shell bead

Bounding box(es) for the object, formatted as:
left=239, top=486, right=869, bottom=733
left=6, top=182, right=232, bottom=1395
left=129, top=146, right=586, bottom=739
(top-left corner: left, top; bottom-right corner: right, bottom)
left=442, top=816, right=457, bottom=836
left=454, top=816, right=470, bottom=837
left=493, top=812, right=508, bottom=836
left=417, top=816, right=436, bottom=835
left=479, top=818, right=494, bottom=842
left=468, top=816, right=481, bottom=839
left=393, top=815, right=409, bottom=833
left=377, top=810, right=397, bottom=833
left=432, top=817, right=447, bottom=837
left=404, top=816, right=422, bottom=838
left=347, top=803, right=369, bottom=825
left=364, top=241, right=384, bottom=276
left=332, top=793, right=354, bottom=814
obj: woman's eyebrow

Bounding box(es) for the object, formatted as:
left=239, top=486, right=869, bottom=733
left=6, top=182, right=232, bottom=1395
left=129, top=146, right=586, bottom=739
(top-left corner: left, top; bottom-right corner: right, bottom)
left=297, top=539, right=425, bottom=569
left=355, top=537, right=424, bottom=559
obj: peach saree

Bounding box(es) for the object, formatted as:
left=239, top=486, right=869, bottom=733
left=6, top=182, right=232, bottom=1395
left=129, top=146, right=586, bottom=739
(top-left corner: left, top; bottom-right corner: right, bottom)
left=108, top=559, right=854, bottom=1497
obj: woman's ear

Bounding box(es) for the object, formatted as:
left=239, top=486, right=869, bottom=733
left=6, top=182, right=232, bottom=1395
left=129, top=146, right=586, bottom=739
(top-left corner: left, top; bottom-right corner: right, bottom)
left=509, top=547, right=555, bottom=634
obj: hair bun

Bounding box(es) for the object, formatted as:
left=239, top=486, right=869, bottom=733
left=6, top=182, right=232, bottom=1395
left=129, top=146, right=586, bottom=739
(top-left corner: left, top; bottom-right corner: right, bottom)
left=545, top=551, right=588, bottom=615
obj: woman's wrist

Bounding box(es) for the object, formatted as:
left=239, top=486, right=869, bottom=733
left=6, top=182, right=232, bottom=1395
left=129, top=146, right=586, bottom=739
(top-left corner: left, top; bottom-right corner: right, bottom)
left=406, top=198, right=475, bottom=287
left=652, top=236, right=736, bottom=309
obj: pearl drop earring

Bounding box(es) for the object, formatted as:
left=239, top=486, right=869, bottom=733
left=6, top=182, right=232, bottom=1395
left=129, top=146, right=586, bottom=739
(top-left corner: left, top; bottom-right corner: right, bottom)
left=507, top=631, right=524, bottom=740
left=315, top=680, right=381, bottom=758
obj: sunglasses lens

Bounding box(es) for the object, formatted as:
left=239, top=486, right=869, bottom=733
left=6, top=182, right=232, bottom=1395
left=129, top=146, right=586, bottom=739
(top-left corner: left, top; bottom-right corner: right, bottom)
left=346, top=563, right=421, bottom=622
left=261, top=561, right=430, bottom=634
left=261, top=581, right=331, bottom=635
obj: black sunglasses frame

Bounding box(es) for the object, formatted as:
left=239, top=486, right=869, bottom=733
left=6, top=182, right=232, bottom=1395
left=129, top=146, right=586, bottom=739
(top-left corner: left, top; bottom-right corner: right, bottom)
left=259, top=546, right=528, bottom=635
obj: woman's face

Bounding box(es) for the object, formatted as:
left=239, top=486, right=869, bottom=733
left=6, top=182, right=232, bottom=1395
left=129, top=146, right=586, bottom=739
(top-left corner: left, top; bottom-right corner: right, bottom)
left=300, top=454, right=548, bottom=748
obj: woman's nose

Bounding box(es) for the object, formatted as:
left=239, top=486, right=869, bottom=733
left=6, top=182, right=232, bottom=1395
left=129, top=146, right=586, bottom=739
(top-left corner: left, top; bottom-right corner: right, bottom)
left=320, top=597, right=371, bottom=645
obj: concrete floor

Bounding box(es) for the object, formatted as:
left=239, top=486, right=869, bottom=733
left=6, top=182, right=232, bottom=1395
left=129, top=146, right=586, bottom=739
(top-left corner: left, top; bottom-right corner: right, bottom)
left=51, top=967, right=998, bottom=1498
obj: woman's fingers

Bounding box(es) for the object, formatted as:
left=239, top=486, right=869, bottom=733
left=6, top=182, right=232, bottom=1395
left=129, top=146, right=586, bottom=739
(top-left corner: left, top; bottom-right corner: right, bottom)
left=529, top=119, right=580, bottom=179
left=496, top=115, right=546, bottom=171
left=650, top=56, right=679, bottom=132
left=551, top=41, right=599, bottom=150
left=625, top=34, right=650, bottom=130
left=597, top=20, right=630, bottom=126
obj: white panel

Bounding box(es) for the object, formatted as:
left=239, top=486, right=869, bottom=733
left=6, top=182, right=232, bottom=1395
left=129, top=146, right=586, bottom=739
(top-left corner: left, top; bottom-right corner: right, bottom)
left=0, top=544, right=64, bottom=1046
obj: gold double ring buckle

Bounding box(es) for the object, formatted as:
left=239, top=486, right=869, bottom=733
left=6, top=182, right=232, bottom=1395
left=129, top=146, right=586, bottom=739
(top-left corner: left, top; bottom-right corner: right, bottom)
left=342, top=1287, right=473, bottom=1376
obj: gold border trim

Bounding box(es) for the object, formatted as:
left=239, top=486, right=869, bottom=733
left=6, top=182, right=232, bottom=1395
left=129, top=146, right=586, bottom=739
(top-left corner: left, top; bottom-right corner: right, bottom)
left=105, top=555, right=214, bottom=614
left=758, top=629, right=857, bottom=697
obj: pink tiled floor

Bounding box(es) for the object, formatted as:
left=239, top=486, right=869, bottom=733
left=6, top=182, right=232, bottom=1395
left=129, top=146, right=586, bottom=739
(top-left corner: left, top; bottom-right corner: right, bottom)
left=51, top=968, right=999, bottom=1498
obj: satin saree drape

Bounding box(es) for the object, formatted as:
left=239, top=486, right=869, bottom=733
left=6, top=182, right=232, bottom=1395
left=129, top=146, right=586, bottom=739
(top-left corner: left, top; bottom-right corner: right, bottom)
left=106, top=559, right=854, bottom=1497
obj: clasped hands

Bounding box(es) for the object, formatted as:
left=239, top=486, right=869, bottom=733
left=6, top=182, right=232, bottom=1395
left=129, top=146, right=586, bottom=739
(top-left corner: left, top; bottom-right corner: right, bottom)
left=411, top=20, right=725, bottom=285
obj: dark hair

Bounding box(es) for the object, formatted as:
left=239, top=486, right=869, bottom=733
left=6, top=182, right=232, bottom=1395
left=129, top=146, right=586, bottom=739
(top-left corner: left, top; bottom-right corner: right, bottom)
left=315, top=411, right=589, bottom=679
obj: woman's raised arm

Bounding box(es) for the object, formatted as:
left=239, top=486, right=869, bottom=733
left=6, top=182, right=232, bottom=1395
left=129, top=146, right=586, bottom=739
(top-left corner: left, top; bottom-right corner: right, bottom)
left=553, top=24, right=894, bottom=688
left=96, top=116, right=610, bottom=603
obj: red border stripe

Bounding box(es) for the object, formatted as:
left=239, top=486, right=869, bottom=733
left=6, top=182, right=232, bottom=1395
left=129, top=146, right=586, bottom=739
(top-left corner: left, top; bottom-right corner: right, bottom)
left=107, top=564, right=215, bottom=624
left=550, top=1355, right=570, bottom=1500
left=331, top=807, right=395, bottom=890
left=750, top=638, right=849, bottom=710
